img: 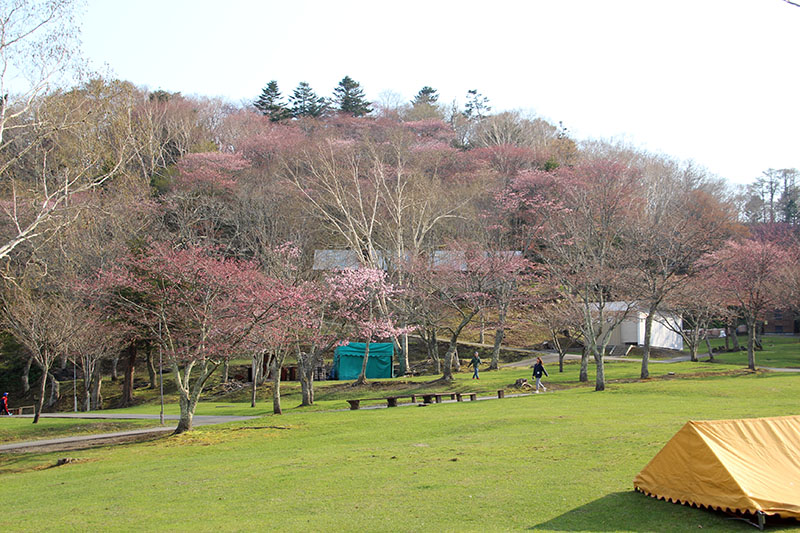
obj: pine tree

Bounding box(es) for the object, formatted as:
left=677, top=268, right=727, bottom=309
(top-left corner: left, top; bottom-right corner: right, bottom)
left=254, top=80, right=290, bottom=122
left=333, top=76, right=372, bottom=117
left=463, top=89, right=491, bottom=121
left=405, top=86, right=443, bottom=121
left=289, top=82, right=327, bottom=118
left=412, top=86, right=439, bottom=106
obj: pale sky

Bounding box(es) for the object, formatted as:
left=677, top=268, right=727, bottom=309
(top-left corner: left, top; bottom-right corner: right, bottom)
left=81, top=0, right=800, bottom=186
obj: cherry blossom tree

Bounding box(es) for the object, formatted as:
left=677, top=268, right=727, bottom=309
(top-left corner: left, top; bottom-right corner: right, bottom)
left=404, top=246, right=527, bottom=382
left=658, top=275, right=728, bottom=363
left=327, top=267, right=405, bottom=386
left=532, top=159, right=640, bottom=390
left=700, top=239, right=792, bottom=370
left=627, top=157, right=737, bottom=378
left=97, top=243, right=278, bottom=433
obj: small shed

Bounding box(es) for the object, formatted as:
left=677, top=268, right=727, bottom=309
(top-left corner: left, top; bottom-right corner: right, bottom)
left=332, top=342, right=394, bottom=380
left=601, top=301, right=683, bottom=350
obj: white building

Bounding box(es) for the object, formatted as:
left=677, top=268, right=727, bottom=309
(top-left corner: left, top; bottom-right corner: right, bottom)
left=600, top=302, right=683, bottom=351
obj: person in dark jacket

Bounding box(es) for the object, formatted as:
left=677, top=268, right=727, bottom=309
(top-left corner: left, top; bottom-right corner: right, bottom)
left=1, top=392, right=10, bottom=415
left=469, top=351, right=481, bottom=379
left=532, top=357, right=548, bottom=393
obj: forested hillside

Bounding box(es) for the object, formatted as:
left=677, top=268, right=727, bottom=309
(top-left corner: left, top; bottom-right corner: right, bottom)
left=1, top=0, right=798, bottom=432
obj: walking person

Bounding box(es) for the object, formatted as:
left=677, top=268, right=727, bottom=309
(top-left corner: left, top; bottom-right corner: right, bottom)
left=470, top=351, right=481, bottom=380
left=1, top=392, right=10, bottom=415
left=532, top=357, right=548, bottom=393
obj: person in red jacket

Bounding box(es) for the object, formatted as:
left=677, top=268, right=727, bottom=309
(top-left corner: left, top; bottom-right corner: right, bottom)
left=1, top=392, right=10, bottom=415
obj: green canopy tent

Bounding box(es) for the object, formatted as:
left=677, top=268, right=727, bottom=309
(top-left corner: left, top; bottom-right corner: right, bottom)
left=332, top=342, right=394, bottom=380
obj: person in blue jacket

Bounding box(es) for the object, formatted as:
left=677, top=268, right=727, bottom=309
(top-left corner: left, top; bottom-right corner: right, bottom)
left=532, top=357, right=548, bottom=393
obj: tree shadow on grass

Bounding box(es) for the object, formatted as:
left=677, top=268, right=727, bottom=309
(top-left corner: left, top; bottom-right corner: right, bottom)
left=528, top=491, right=799, bottom=532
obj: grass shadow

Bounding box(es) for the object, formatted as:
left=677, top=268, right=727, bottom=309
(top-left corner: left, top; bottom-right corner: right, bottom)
left=529, top=491, right=799, bottom=532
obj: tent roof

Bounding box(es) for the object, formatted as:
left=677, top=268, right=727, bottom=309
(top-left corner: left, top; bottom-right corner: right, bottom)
left=634, top=415, right=800, bottom=519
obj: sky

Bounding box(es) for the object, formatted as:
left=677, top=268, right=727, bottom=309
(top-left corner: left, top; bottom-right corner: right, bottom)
left=80, top=0, right=800, bottom=186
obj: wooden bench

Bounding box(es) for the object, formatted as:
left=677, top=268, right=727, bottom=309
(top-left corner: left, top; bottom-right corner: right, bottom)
left=347, top=395, right=419, bottom=410
left=347, top=392, right=482, bottom=410
left=421, top=392, right=480, bottom=404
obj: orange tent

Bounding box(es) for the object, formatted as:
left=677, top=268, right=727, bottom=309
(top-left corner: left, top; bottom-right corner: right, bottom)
left=634, top=415, right=800, bottom=520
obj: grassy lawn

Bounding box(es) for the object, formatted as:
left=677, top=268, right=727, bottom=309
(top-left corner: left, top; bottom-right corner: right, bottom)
left=688, top=335, right=800, bottom=368
left=92, top=358, right=744, bottom=417
left=0, top=368, right=798, bottom=531
left=0, top=417, right=162, bottom=444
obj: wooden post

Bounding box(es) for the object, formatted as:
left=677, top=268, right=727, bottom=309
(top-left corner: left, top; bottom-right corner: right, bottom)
left=497, top=389, right=505, bottom=399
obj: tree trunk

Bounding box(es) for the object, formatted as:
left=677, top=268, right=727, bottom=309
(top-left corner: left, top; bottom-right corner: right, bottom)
left=90, top=373, right=103, bottom=410
left=724, top=326, right=730, bottom=350
left=746, top=318, right=757, bottom=371
left=146, top=346, right=157, bottom=389
left=175, top=393, right=196, bottom=434
left=754, top=322, right=763, bottom=350
left=82, top=369, right=91, bottom=412
left=270, top=358, right=283, bottom=415
left=442, top=343, right=457, bottom=382
left=552, top=330, right=570, bottom=373
left=579, top=345, right=589, bottom=383
left=250, top=350, right=264, bottom=408
left=222, top=360, right=229, bottom=383
left=705, top=334, right=715, bottom=362
left=490, top=300, right=508, bottom=370
left=110, top=355, right=119, bottom=381
left=441, top=312, right=476, bottom=382
left=594, top=348, right=605, bottom=391
left=479, top=311, right=485, bottom=344
left=426, top=328, right=440, bottom=373
left=640, top=305, right=657, bottom=379
left=298, top=350, right=320, bottom=407
left=731, top=327, right=741, bottom=351
left=121, top=342, right=137, bottom=407
left=32, top=368, right=47, bottom=424
left=21, top=355, right=32, bottom=394
left=46, top=372, right=60, bottom=408
left=353, top=341, right=371, bottom=386
left=686, top=326, right=701, bottom=363
left=173, top=360, right=216, bottom=434
left=400, top=333, right=409, bottom=376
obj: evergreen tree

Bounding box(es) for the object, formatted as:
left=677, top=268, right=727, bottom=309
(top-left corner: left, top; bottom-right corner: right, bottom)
left=333, top=76, right=372, bottom=117
left=412, top=86, right=439, bottom=106
left=254, top=80, right=290, bottom=121
left=289, top=82, right=327, bottom=118
left=463, top=89, right=491, bottom=121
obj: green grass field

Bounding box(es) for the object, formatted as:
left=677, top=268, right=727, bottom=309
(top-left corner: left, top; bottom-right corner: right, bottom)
left=0, top=417, right=162, bottom=444
left=0, top=359, right=798, bottom=532
left=694, top=335, right=800, bottom=368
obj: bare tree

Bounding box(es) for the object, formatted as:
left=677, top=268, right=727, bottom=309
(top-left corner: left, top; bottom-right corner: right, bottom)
left=0, top=278, right=76, bottom=422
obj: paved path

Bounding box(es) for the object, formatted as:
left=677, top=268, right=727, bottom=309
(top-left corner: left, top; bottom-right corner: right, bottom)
left=0, top=413, right=258, bottom=452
